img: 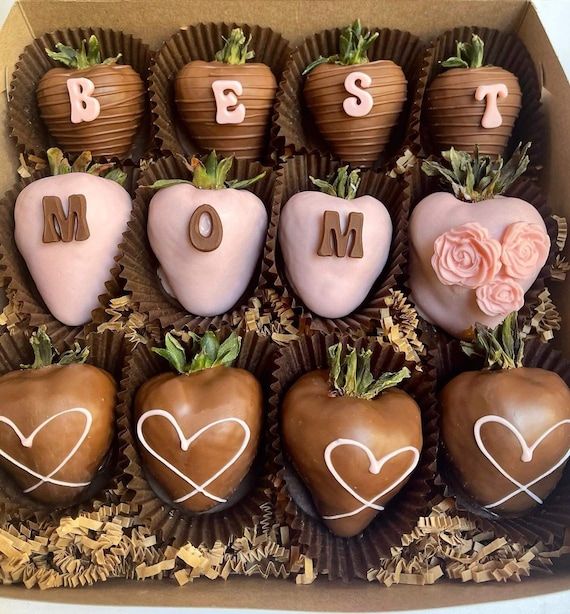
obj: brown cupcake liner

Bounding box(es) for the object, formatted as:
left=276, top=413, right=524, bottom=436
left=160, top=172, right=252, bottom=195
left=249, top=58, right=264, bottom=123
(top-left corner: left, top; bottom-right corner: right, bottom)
left=272, top=26, right=425, bottom=171
left=0, top=328, right=131, bottom=524
left=119, top=328, right=276, bottom=547
left=261, top=153, right=410, bottom=337
left=269, top=333, right=438, bottom=581
left=0, top=167, right=140, bottom=347
left=430, top=337, right=570, bottom=548
left=8, top=27, right=154, bottom=164
left=421, top=26, right=545, bottom=174
left=149, top=23, right=291, bottom=162
left=119, top=154, right=276, bottom=333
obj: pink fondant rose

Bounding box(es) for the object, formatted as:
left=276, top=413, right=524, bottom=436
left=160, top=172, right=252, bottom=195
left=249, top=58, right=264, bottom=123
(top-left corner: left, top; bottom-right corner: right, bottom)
left=431, top=223, right=502, bottom=289
left=475, top=277, right=524, bottom=317
left=500, top=222, right=550, bottom=279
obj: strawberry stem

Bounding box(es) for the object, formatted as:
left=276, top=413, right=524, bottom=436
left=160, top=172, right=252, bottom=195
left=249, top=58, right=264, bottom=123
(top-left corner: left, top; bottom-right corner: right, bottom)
left=310, top=166, right=361, bottom=200
left=46, top=148, right=127, bottom=186
left=21, top=326, right=89, bottom=370
left=45, top=35, right=121, bottom=69
left=214, top=28, right=255, bottom=65
left=441, top=34, right=485, bottom=70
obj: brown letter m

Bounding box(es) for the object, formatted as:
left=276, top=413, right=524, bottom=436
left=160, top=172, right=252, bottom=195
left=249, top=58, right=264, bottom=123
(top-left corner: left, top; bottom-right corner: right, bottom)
left=317, top=210, right=364, bottom=258
left=42, top=194, right=90, bottom=243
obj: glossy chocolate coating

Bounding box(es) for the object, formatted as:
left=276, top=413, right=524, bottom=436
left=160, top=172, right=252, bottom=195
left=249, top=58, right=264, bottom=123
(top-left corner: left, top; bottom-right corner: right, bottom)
left=441, top=367, right=570, bottom=514
left=282, top=370, right=422, bottom=537
left=0, top=364, right=116, bottom=506
left=134, top=366, right=262, bottom=513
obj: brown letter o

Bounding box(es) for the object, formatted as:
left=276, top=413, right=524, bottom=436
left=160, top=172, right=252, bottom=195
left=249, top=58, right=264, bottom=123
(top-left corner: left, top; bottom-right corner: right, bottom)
left=188, top=204, right=223, bottom=252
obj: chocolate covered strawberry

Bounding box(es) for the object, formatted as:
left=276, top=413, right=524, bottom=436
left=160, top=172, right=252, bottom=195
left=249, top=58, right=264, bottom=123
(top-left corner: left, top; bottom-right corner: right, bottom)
left=38, top=35, right=145, bottom=158
left=147, top=151, right=267, bottom=317
left=425, top=34, right=521, bottom=156
left=282, top=343, right=422, bottom=537
left=409, top=144, right=550, bottom=338
left=175, top=27, right=277, bottom=160
left=14, top=148, right=132, bottom=326
left=134, top=332, right=262, bottom=513
left=0, top=327, right=116, bottom=506
left=441, top=313, right=570, bottom=515
left=278, top=166, right=392, bottom=319
left=303, top=20, right=407, bottom=166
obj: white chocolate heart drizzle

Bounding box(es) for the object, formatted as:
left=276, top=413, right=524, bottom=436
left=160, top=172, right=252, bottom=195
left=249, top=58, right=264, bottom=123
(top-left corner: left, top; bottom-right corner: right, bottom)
left=323, top=438, right=420, bottom=520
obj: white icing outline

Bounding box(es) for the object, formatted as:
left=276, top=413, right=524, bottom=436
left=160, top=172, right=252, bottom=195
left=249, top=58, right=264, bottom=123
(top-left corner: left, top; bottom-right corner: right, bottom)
left=473, top=415, right=570, bottom=509
left=322, top=439, right=420, bottom=520
left=0, top=408, right=93, bottom=492
left=136, top=410, right=251, bottom=504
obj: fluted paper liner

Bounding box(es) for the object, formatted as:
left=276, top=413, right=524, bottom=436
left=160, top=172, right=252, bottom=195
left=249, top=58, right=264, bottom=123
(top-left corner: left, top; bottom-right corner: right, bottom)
left=262, top=154, right=409, bottom=337
left=119, top=155, right=276, bottom=332
left=120, top=329, right=276, bottom=547
left=272, top=26, right=425, bottom=170
left=8, top=27, right=153, bottom=163
left=0, top=167, right=139, bottom=347
left=149, top=23, right=290, bottom=162
left=0, top=329, right=130, bottom=523
left=421, top=26, right=545, bottom=173
left=431, top=337, right=570, bottom=548
left=269, top=333, right=438, bottom=581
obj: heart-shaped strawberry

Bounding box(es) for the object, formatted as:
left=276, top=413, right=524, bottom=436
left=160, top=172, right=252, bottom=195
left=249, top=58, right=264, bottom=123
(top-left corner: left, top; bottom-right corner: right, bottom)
left=134, top=332, right=262, bottom=513
left=175, top=28, right=277, bottom=160
left=282, top=343, right=422, bottom=537
left=278, top=166, right=392, bottom=319
left=425, top=35, right=521, bottom=157
left=37, top=35, right=145, bottom=158
left=0, top=328, right=116, bottom=506
left=147, top=152, right=267, bottom=317
left=14, top=149, right=132, bottom=327
left=303, top=20, right=407, bottom=166
left=441, top=314, right=570, bottom=514
left=409, top=145, right=550, bottom=338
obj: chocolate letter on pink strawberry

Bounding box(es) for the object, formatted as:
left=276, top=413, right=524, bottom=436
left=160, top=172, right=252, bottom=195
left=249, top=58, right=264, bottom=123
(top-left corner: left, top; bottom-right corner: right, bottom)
left=212, top=80, right=246, bottom=124
left=188, top=204, right=223, bottom=252
left=317, top=210, right=364, bottom=258
left=343, top=71, right=374, bottom=117
left=475, top=84, right=508, bottom=129
left=66, top=78, right=101, bottom=124
left=42, top=195, right=90, bottom=243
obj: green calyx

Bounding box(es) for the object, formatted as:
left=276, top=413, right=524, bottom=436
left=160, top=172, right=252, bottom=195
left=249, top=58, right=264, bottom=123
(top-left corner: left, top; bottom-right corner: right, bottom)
left=461, top=312, right=524, bottom=370
left=328, top=342, right=411, bottom=400
left=47, top=148, right=127, bottom=186
left=149, top=151, right=266, bottom=191
left=153, top=331, right=242, bottom=375
left=303, top=19, right=379, bottom=75
left=45, top=34, right=121, bottom=69
left=21, top=326, right=89, bottom=370
left=421, top=143, right=530, bottom=203
left=214, top=27, right=255, bottom=65
left=441, top=34, right=485, bottom=70
left=310, top=165, right=361, bottom=200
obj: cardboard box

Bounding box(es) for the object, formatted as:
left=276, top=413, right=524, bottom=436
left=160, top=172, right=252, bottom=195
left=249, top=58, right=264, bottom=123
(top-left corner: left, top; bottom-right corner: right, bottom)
left=0, top=0, right=569, bottom=609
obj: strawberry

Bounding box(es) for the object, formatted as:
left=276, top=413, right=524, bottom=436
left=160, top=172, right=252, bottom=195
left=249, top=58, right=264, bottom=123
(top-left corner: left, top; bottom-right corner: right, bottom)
left=441, top=314, right=570, bottom=514
left=0, top=328, right=116, bottom=506
left=134, top=332, right=262, bottom=513
left=14, top=148, right=132, bottom=327
left=38, top=35, right=145, bottom=158
left=278, top=166, right=392, bottom=319
left=175, top=28, right=277, bottom=160
left=282, top=342, right=421, bottom=537
left=303, top=20, right=407, bottom=167
left=147, top=151, right=267, bottom=317
left=409, top=144, right=550, bottom=338
left=425, top=34, right=522, bottom=157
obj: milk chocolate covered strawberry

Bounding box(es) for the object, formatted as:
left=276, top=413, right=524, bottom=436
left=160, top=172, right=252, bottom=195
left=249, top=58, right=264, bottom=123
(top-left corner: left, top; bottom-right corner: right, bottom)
left=134, top=332, right=262, bottom=513
left=0, top=328, right=116, bottom=506
left=303, top=20, right=407, bottom=166
left=278, top=166, right=392, bottom=319
left=175, top=28, right=277, bottom=160
left=147, top=151, right=267, bottom=317
left=425, top=35, right=522, bottom=156
left=14, top=148, right=132, bottom=326
left=282, top=343, right=422, bottom=537
left=441, top=313, right=570, bottom=515
left=409, top=144, right=550, bottom=338
left=38, top=35, right=145, bottom=158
